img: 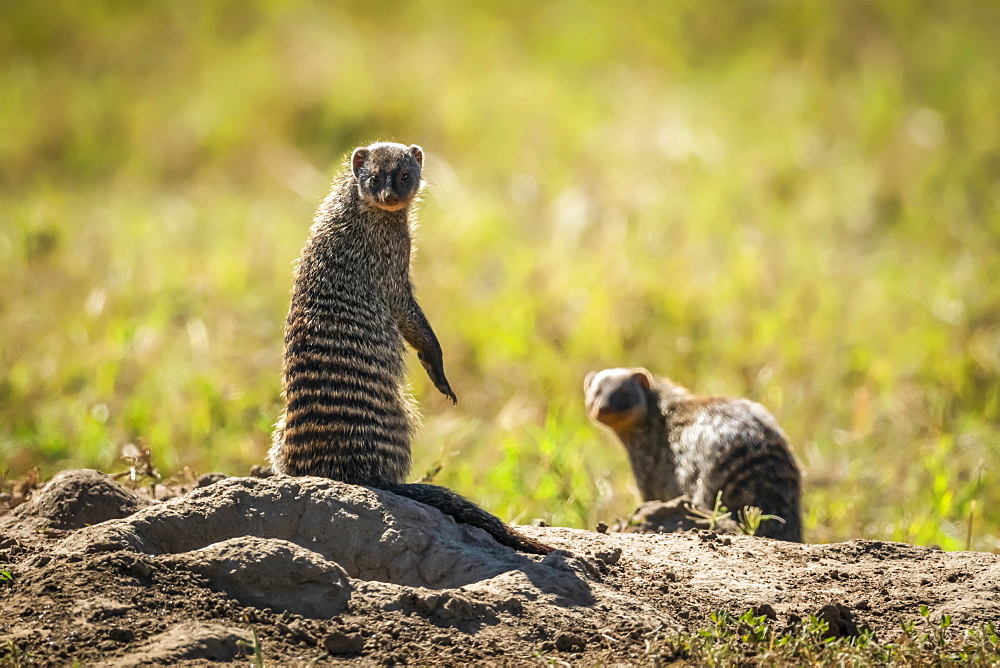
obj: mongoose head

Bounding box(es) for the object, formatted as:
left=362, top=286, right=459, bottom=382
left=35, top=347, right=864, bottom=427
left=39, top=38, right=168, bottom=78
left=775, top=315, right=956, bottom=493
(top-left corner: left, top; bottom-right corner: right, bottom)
left=583, top=367, right=655, bottom=434
left=351, top=142, right=423, bottom=212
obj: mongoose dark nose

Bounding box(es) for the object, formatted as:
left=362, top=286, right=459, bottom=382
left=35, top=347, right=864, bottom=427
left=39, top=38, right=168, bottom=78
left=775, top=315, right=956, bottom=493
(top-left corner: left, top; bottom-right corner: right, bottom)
left=383, top=194, right=399, bottom=206
left=607, top=389, right=638, bottom=413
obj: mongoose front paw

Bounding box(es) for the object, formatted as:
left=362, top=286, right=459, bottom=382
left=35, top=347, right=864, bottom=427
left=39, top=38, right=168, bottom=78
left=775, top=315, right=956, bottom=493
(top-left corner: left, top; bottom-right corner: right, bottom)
left=420, top=357, right=456, bottom=404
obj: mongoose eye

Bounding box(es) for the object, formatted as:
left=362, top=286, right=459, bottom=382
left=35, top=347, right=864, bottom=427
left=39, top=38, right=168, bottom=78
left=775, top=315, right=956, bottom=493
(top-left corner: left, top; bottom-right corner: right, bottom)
left=401, top=172, right=410, bottom=182
left=370, top=174, right=380, bottom=186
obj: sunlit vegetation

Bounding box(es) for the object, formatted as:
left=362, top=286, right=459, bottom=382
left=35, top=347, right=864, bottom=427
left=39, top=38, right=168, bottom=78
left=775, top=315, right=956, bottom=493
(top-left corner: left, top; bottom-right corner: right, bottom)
left=1, top=2, right=998, bottom=551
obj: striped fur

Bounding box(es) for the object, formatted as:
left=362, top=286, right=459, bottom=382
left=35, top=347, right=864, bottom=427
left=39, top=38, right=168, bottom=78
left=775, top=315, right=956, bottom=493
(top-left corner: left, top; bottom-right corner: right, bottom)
left=270, top=142, right=447, bottom=483
left=270, top=142, right=551, bottom=555
left=584, top=367, right=802, bottom=542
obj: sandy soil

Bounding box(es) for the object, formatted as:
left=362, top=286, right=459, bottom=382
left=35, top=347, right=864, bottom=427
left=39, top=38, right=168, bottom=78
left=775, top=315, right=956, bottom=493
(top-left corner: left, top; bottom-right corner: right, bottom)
left=2, top=469, right=998, bottom=665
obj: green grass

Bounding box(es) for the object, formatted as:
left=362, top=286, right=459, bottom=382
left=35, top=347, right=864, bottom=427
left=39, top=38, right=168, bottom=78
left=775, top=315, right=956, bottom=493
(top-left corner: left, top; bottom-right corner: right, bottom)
left=628, top=607, right=1000, bottom=666
left=1, top=1, right=998, bottom=551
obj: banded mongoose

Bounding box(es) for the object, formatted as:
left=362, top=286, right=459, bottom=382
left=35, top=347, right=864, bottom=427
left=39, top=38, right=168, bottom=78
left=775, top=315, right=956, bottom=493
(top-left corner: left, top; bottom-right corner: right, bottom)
left=584, top=367, right=802, bottom=542
left=269, top=141, right=551, bottom=555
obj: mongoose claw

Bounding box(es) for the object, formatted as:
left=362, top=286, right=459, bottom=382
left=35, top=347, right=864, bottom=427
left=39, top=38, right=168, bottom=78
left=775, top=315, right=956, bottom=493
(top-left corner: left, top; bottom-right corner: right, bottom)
left=438, top=382, right=458, bottom=405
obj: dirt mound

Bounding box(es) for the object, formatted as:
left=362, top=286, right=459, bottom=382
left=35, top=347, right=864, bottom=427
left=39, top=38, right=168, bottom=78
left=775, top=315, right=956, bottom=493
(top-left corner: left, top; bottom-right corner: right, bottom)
left=9, top=468, right=152, bottom=530
left=1, top=470, right=998, bottom=665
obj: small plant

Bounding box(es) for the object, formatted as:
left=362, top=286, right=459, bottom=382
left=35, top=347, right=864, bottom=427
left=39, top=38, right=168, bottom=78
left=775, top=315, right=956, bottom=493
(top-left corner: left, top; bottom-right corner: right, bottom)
left=966, top=466, right=984, bottom=551
left=685, top=491, right=731, bottom=531
left=161, top=465, right=199, bottom=489
left=414, top=461, right=444, bottom=484
left=111, top=439, right=161, bottom=493
left=3, top=468, right=40, bottom=511
left=0, top=569, right=13, bottom=582
left=920, top=604, right=954, bottom=650
left=4, top=639, right=34, bottom=668
left=737, top=505, right=787, bottom=536
left=237, top=628, right=265, bottom=668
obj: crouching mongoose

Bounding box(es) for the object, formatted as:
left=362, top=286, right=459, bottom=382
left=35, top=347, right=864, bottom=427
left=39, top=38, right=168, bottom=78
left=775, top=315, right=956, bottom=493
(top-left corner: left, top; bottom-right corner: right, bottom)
left=584, top=367, right=802, bottom=542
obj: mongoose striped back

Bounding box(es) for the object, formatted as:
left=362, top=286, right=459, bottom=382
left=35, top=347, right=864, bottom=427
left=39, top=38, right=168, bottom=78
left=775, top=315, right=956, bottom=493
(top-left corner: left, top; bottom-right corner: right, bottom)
left=585, top=367, right=803, bottom=542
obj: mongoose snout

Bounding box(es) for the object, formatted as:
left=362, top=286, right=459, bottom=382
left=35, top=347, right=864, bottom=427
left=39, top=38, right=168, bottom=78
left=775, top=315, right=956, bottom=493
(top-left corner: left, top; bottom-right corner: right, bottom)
left=584, top=368, right=650, bottom=432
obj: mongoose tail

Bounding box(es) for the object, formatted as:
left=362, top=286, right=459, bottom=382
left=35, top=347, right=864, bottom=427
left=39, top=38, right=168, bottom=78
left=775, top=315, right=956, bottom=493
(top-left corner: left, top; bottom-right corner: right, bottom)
left=379, top=482, right=554, bottom=555
left=585, top=367, right=803, bottom=543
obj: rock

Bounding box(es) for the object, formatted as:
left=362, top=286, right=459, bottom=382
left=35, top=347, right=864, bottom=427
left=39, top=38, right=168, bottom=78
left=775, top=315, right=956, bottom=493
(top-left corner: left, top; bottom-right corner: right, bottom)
left=594, top=547, right=622, bottom=566
left=324, top=630, right=365, bottom=654
left=752, top=603, right=778, bottom=621
left=195, top=473, right=227, bottom=488
left=554, top=632, right=587, bottom=652
left=816, top=602, right=863, bottom=638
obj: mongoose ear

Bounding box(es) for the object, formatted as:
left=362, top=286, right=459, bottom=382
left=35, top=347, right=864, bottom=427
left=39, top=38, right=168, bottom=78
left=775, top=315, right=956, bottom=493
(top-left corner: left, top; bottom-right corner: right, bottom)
left=351, top=148, right=369, bottom=178
left=408, top=144, right=423, bottom=169
left=632, top=368, right=653, bottom=389
left=583, top=371, right=596, bottom=392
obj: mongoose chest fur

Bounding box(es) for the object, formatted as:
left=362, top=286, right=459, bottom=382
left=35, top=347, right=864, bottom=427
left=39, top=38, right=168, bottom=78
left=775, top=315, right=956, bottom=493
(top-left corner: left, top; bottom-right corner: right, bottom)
left=269, top=142, right=550, bottom=555
left=584, top=367, right=802, bottom=542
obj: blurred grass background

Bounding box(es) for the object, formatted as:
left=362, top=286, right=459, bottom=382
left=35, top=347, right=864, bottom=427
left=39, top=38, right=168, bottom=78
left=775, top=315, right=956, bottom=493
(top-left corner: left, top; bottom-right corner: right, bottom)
left=1, top=1, right=998, bottom=550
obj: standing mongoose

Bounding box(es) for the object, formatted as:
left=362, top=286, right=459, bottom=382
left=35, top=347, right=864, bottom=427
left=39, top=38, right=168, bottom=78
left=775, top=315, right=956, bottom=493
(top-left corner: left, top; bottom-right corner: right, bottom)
left=269, top=141, right=551, bottom=555
left=584, top=367, right=802, bottom=542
